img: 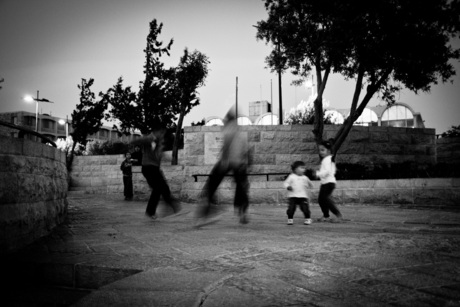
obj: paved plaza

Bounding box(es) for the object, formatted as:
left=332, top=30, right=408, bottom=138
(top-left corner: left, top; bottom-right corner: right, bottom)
left=3, top=195, right=460, bottom=306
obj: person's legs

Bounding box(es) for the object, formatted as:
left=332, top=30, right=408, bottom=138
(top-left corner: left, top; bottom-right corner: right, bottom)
left=123, top=176, right=133, bottom=199
left=299, top=198, right=311, bottom=219
left=324, top=183, right=341, bottom=218
left=318, top=184, right=331, bottom=218
left=286, top=198, right=297, bottom=219
left=142, top=166, right=161, bottom=216
left=234, top=165, right=249, bottom=217
left=198, top=161, right=227, bottom=217
left=156, top=167, right=181, bottom=213
left=123, top=176, right=128, bottom=198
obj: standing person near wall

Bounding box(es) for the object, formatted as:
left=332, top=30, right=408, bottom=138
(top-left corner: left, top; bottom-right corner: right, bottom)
left=196, top=106, right=250, bottom=225
left=131, top=130, right=181, bottom=219
left=120, top=152, right=134, bottom=201
left=316, top=139, right=343, bottom=222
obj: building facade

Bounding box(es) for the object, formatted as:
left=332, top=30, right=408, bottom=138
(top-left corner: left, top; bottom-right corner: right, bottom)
left=0, top=111, right=141, bottom=143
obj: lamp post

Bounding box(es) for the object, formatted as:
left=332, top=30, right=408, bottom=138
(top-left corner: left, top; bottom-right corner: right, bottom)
left=24, top=90, right=54, bottom=132
left=58, top=116, right=69, bottom=138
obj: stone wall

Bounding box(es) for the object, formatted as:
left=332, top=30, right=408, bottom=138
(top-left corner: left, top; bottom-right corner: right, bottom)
left=181, top=177, right=460, bottom=206
left=68, top=125, right=458, bottom=207
left=70, top=154, right=185, bottom=199
left=0, top=135, right=68, bottom=254
left=184, top=125, right=436, bottom=178
left=436, top=137, right=460, bottom=164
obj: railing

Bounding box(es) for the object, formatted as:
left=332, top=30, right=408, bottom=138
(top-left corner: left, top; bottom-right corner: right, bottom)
left=0, top=120, right=57, bottom=147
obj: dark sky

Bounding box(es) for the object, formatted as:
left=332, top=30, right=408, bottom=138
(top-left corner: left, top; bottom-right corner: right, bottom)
left=1, top=0, right=459, bottom=133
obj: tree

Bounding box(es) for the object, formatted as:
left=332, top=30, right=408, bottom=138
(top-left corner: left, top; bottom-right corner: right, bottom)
left=106, top=19, right=210, bottom=165
left=191, top=118, right=206, bottom=126
left=284, top=96, right=338, bottom=125
left=257, top=0, right=460, bottom=158
left=171, top=48, right=210, bottom=165
left=441, top=125, right=460, bottom=138
left=69, top=78, right=108, bottom=170
left=106, top=19, right=176, bottom=135
left=0, top=77, right=4, bottom=90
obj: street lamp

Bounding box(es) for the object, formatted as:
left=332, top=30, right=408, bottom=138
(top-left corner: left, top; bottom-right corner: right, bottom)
left=24, top=90, right=54, bottom=132
left=58, top=116, right=69, bottom=138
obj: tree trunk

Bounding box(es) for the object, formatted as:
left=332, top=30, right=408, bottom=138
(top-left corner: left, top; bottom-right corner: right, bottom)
left=332, top=69, right=391, bottom=158
left=172, top=103, right=186, bottom=165
left=313, top=96, right=323, bottom=143
left=68, top=141, right=77, bottom=172
left=312, top=64, right=331, bottom=144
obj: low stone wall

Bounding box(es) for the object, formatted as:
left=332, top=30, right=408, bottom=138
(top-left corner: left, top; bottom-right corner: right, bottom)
left=70, top=154, right=185, bottom=199
left=181, top=177, right=460, bottom=206
left=437, top=136, right=460, bottom=164
left=0, top=136, right=68, bottom=254
left=184, top=125, right=436, bottom=178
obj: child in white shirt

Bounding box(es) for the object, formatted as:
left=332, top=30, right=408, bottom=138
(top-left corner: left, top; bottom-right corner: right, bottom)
left=284, top=161, right=314, bottom=225
left=316, top=140, right=342, bottom=222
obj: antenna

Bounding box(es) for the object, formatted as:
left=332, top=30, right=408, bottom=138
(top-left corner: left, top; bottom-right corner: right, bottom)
left=235, top=77, right=238, bottom=125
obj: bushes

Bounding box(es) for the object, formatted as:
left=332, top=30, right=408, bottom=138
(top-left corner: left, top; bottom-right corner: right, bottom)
left=86, top=140, right=131, bottom=155
left=334, top=162, right=460, bottom=180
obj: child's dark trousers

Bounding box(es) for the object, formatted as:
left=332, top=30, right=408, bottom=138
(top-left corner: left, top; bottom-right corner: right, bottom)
left=123, top=176, right=133, bottom=199
left=287, top=197, right=310, bottom=219
left=318, top=183, right=341, bottom=218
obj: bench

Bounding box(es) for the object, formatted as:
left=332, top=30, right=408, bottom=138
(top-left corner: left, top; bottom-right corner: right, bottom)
left=191, top=173, right=290, bottom=182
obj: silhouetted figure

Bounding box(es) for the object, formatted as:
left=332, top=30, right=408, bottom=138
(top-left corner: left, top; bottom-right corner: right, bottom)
left=197, top=107, right=250, bottom=224
left=120, top=152, right=134, bottom=201
left=131, top=130, right=180, bottom=219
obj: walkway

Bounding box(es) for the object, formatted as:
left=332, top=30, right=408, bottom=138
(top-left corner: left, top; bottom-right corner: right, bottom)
left=3, top=195, right=460, bottom=306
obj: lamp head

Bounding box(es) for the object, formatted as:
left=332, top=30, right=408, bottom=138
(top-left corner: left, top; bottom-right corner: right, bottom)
left=24, top=95, right=34, bottom=102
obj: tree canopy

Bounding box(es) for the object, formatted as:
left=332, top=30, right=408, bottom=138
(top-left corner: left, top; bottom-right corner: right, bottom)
left=106, top=19, right=176, bottom=135
left=441, top=125, right=460, bottom=138
left=171, top=48, right=210, bottom=164
left=106, top=19, right=209, bottom=165
left=257, top=0, right=460, bottom=155
left=69, top=78, right=108, bottom=169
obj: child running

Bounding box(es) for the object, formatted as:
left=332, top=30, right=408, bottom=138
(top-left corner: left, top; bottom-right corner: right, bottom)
left=316, top=140, right=342, bottom=222
left=284, top=161, right=314, bottom=225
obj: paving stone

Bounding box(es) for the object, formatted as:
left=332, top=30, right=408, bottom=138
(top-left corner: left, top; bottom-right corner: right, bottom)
left=3, top=195, right=460, bottom=306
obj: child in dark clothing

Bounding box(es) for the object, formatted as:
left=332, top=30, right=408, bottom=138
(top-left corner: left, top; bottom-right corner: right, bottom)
left=120, top=152, right=134, bottom=201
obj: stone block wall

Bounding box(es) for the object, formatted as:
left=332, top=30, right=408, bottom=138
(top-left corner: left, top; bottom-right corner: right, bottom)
left=0, top=135, right=68, bottom=254
left=436, top=137, right=460, bottom=164
left=184, top=125, right=436, bottom=177
left=181, top=177, right=460, bottom=206
left=68, top=125, right=457, bottom=207
left=70, top=154, right=185, bottom=200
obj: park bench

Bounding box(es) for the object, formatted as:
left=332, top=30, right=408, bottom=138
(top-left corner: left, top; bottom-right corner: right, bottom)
left=191, top=172, right=290, bottom=182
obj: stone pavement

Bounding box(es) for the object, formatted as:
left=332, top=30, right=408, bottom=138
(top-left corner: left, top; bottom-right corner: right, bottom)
left=3, top=195, right=460, bottom=307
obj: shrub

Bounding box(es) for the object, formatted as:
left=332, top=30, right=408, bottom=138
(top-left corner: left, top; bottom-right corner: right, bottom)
left=86, top=140, right=130, bottom=155
left=333, top=162, right=460, bottom=180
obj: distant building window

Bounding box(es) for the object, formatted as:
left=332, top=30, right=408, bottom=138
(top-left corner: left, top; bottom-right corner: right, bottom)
left=43, top=120, right=50, bottom=129
left=255, top=114, right=279, bottom=125
left=237, top=117, right=252, bottom=125
left=381, top=105, right=414, bottom=127
left=205, top=118, right=224, bottom=126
